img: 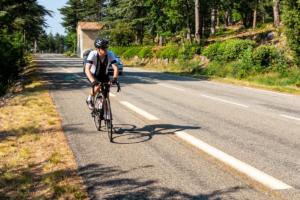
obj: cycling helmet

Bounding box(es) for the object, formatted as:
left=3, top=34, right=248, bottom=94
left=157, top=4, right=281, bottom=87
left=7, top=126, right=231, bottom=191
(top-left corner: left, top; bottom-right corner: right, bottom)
left=94, top=38, right=109, bottom=49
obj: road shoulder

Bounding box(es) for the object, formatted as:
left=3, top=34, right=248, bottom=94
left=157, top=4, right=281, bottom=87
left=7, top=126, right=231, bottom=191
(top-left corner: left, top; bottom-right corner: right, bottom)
left=0, top=61, right=88, bottom=199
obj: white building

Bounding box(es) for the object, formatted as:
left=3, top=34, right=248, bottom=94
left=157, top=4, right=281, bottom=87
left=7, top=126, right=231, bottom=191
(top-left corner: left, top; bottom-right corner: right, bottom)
left=77, top=22, right=103, bottom=58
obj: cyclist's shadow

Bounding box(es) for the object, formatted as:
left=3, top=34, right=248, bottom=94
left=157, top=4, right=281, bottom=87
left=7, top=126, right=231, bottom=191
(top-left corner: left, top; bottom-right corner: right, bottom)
left=112, top=124, right=200, bottom=144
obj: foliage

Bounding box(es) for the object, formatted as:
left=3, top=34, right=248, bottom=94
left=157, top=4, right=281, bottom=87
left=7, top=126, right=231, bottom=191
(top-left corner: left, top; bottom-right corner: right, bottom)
left=109, top=23, right=135, bottom=46
left=109, top=46, right=129, bottom=57
left=38, top=33, right=66, bottom=53
left=178, top=43, right=202, bottom=60
left=203, top=40, right=290, bottom=80
left=203, top=39, right=255, bottom=62
left=282, top=0, right=300, bottom=64
left=138, top=46, right=154, bottom=58
left=155, top=45, right=179, bottom=59
left=122, top=47, right=143, bottom=59
left=252, top=45, right=288, bottom=73
left=0, top=0, right=50, bottom=96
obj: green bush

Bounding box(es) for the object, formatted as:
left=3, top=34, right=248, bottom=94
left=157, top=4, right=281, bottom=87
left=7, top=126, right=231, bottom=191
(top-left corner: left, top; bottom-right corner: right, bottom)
left=0, top=30, right=25, bottom=96
left=282, top=0, right=300, bottom=64
left=109, top=46, right=130, bottom=57
left=252, top=45, right=288, bottom=73
left=138, top=46, right=153, bottom=58
left=202, top=42, right=221, bottom=60
left=122, top=46, right=143, bottom=59
left=155, top=45, right=179, bottom=59
left=203, top=39, right=255, bottom=61
left=231, top=48, right=255, bottom=78
left=178, top=43, right=202, bottom=61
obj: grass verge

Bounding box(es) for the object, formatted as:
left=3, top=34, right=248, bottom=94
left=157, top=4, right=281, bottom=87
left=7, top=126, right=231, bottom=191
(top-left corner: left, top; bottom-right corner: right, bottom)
left=0, top=61, right=87, bottom=199
left=123, top=59, right=300, bottom=95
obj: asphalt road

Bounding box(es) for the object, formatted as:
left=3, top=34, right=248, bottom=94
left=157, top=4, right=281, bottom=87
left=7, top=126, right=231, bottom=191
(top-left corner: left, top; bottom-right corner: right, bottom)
left=34, top=54, right=300, bottom=199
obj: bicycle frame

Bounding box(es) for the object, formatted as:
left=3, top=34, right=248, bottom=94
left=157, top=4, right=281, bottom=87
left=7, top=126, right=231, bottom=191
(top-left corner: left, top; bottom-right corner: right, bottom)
left=91, top=81, right=120, bottom=142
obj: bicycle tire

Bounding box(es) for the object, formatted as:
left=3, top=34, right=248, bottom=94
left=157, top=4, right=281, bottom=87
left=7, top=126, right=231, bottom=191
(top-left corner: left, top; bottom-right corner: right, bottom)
left=93, top=96, right=102, bottom=131
left=93, top=112, right=101, bottom=131
left=104, top=98, right=113, bottom=142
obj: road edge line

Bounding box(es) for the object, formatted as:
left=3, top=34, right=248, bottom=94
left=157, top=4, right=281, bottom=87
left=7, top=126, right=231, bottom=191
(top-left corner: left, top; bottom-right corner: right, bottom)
left=175, top=131, right=293, bottom=190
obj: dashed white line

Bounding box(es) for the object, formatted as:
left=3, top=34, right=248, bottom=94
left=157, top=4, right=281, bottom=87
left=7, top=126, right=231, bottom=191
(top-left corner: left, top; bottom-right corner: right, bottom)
left=175, top=131, right=293, bottom=190
left=33, top=59, right=82, bottom=62
left=158, top=83, right=249, bottom=108
left=61, top=68, right=73, bottom=73
left=158, top=83, right=185, bottom=91
left=200, top=94, right=249, bottom=108
left=120, top=101, right=159, bottom=121
left=280, top=114, right=300, bottom=122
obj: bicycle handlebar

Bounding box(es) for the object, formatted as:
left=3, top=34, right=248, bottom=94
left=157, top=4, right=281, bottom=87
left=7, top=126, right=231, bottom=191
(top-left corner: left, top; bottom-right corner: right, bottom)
left=92, top=80, right=121, bottom=95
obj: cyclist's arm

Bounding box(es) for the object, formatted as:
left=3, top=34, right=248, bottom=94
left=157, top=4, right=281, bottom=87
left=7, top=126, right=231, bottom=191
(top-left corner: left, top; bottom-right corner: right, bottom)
left=108, top=51, right=119, bottom=80
left=112, top=63, right=119, bottom=80
left=85, top=62, right=96, bottom=84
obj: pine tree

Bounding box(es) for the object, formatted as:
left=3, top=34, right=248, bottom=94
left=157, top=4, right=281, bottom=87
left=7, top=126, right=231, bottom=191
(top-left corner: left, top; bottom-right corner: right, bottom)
left=59, top=0, right=84, bottom=32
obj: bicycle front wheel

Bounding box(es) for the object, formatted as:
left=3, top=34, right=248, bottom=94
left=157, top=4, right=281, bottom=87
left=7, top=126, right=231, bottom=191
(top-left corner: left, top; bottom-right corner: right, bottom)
left=93, top=112, right=101, bottom=131
left=93, top=96, right=102, bottom=131
left=104, top=98, right=113, bottom=142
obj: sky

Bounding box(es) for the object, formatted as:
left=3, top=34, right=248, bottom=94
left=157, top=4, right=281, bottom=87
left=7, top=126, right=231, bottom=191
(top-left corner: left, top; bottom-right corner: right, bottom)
left=37, top=0, right=68, bottom=35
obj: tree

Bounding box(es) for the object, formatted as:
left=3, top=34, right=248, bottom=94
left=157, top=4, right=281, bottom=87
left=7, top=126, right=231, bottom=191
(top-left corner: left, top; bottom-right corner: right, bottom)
left=195, top=0, right=201, bottom=43
left=273, top=0, right=280, bottom=27
left=82, top=0, right=105, bottom=21
left=59, top=0, right=84, bottom=32
left=282, top=0, right=300, bottom=63
left=0, top=0, right=50, bottom=95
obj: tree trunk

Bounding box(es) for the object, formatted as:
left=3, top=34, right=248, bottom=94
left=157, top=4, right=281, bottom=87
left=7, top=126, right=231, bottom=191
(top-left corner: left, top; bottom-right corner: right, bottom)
left=187, top=27, right=191, bottom=41
left=253, top=5, right=257, bottom=29
left=195, top=0, right=201, bottom=43
left=273, top=0, right=280, bottom=27
left=159, top=35, right=164, bottom=46
left=211, top=7, right=216, bottom=35
left=224, top=11, right=229, bottom=28
left=185, top=0, right=192, bottom=42
left=228, top=9, right=232, bottom=25
left=216, top=9, right=220, bottom=28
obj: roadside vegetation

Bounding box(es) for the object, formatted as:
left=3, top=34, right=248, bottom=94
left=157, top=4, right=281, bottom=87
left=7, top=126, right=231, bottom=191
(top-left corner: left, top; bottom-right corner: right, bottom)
left=0, top=62, right=88, bottom=199
left=0, top=0, right=50, bottom=96
left=1, top=1, right=88, bottom=198
left=58, top=0, right=300, bottom=94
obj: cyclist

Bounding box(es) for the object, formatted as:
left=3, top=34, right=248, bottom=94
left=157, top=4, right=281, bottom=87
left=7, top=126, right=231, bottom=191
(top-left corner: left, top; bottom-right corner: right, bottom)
left=85, top=38, right=119, bottom=110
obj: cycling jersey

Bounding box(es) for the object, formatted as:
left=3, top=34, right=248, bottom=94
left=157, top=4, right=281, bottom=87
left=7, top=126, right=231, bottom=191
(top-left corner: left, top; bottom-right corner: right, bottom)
left=86, top=50, right=117, bottom=82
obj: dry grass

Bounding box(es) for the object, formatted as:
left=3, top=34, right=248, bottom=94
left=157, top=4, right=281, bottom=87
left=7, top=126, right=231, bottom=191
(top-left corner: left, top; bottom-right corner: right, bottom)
left=0, top=64, right=88, bottom=199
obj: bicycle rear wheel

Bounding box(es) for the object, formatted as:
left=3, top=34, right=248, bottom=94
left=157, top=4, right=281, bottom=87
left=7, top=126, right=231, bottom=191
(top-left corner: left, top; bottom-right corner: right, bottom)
left=104, top=98, right=113, bottom=142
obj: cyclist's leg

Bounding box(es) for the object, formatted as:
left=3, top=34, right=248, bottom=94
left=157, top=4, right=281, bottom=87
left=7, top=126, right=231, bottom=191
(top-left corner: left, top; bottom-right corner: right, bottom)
left=86, top=77, right=101, bottom=110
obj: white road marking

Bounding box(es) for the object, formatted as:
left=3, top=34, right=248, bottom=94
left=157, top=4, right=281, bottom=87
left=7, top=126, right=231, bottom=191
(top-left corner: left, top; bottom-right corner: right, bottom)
left=280, top=114, right=300, bottom=122
left=200, top=94, right=249, bottom=108
left=157, top=82, right=249, bottom=108
left=158, top=83, right=185, bottom=91
left=61, top=68, right=73, bottom=73
left=33, top=59, right=82, bottom=62
left=120, top=101, right=159, bottom=121
left=175, top=131, right=293, bottom=190
left=110, top=93, right=116, bottom=97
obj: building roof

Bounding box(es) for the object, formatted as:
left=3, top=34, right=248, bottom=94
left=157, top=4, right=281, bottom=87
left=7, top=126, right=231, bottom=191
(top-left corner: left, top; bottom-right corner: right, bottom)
left=77, top=22, right=104, bottom=30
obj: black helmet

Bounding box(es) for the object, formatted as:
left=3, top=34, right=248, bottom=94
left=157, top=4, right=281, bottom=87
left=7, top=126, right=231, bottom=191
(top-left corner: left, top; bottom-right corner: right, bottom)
left=94, top=38, right=109, bottom=49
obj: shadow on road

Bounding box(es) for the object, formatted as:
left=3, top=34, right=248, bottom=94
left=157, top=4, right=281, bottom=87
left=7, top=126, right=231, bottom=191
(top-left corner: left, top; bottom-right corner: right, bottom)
left=79, top=163, right=247, bottom=200
left=112, top=123, right=201, bottom=144
left=35, top=59, right=209, bottom=93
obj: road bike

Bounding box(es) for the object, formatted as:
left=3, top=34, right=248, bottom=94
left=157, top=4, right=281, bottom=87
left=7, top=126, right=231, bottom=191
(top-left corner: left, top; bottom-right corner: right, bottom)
left=91, top=81, right=121, bottom=142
